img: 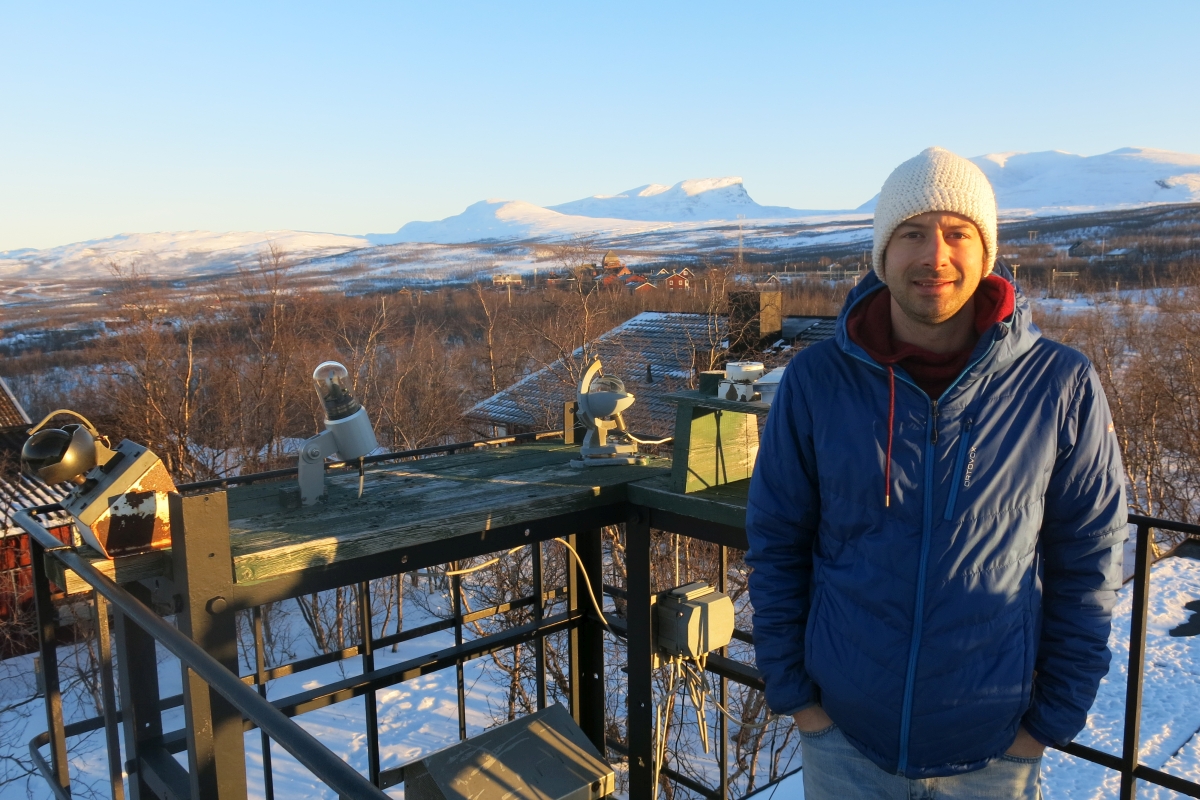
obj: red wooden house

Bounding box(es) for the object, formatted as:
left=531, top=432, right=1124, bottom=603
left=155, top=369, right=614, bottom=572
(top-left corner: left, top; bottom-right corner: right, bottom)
left=0, top=378, right=75, bottom=656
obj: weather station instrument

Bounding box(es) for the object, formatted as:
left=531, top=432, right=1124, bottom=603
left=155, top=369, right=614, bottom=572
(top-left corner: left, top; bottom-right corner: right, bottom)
left=299, top=361, right=380, bottom=505
left=571, top=359, right=651, bottom=468
left=21, top=410, right=177, bottom=558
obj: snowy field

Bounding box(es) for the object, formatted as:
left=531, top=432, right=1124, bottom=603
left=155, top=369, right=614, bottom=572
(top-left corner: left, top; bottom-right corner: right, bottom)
left=2, top=551, right=1199, bottom=799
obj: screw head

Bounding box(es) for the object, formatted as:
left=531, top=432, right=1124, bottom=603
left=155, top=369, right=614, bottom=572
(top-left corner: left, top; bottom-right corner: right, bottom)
left=208, top=596, right=228, bottom=614
left=525, top=528, right=531, bottom=537
left=401, top=555, right=408, bottom=564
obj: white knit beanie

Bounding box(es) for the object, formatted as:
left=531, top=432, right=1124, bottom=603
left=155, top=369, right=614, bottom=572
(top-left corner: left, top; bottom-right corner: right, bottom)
left=872, top=146, right=998, bottom=281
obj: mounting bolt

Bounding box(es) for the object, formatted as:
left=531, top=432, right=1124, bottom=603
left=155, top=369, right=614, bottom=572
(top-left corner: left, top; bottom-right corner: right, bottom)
left=525, top=528, right=531, bottom=537
left=125, top=758, right=138, bottom=774
left=208, top=596, right=228, bottom=614
left=401, top=555, right=408, bottom=564
left=626, top=508, right=642, bottom=525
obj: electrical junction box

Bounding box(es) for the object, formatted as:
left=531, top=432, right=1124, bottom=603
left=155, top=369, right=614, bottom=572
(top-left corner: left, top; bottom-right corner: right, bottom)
left=655, top=581, right=735, bottom=661
left=402, top=703, right=614, bottom=800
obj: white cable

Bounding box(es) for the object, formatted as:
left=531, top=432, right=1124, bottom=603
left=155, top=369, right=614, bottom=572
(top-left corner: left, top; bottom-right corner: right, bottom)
left=652, top=658, right=680, bottom=800
left=550, top=537, right=612, bottom=633
left=626, top=433, right=674, bottom=446
left=440, top=537, right=614, bottom=634
left=443, top=546, right=525, bottom=576
left=681, top=656, right=784, bottom=732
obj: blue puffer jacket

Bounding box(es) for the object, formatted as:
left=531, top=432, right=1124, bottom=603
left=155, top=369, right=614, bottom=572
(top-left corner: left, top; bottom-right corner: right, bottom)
left=745, top=265, right=1126, bottom=778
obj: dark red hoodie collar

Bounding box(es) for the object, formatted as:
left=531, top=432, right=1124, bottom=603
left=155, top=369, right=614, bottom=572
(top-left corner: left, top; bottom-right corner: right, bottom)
left=845, top=275, right=1015, bottom=509
left=846, top=275, right=1015, bottom=398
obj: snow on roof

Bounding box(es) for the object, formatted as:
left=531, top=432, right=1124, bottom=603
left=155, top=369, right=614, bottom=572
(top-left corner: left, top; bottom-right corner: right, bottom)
left=466, top=311, right=836, bottom=436
left=466, top=311, right=727, bottom=435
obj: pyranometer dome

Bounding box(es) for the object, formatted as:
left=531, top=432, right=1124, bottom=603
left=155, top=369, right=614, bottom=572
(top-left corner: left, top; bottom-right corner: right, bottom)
left=313, top=361, right=362, bottom=421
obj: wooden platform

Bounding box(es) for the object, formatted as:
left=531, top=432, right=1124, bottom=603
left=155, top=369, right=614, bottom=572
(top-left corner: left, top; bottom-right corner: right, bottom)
left=48, top=442, right=753, bottom=594
left=226, top=443, right=666, bottom=584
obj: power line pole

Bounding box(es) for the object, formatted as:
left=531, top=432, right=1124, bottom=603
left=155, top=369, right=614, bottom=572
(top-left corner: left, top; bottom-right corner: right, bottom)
left=737, top=214, right=745, bottom=272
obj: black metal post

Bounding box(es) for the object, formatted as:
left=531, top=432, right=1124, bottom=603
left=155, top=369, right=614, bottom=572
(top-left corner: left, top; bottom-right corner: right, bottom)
left=567, top=533, right=581, bottom=722
left=576, top=528, right=606, bottom=753
left=1120, top=522, right=1153, bottom=800
left=718, top=545, right=729, bottom=800
left=451, top=570, right=467, bottom=740
left=30, top=535, right=70, bottom=796
left=252, top=606, right=275, bottom=800
left=358, top=581, right=381, bottom=785
left=532, top=541, right=547, bottom=710
left=626, top=510, right=655, bottom=800
left=171, top=491, right=249, bottom=799
left=113, top=583, right=164, bottom=800
left=93, top=592, right=126, bottom=800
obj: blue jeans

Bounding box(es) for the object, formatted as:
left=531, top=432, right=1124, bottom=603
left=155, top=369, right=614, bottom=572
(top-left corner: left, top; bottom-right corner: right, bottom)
left=799, top=724, right=1042, bottom=800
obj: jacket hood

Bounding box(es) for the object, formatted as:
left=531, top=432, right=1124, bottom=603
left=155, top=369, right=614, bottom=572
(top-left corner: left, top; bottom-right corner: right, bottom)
left=834, top=261, right=1040, bottom=390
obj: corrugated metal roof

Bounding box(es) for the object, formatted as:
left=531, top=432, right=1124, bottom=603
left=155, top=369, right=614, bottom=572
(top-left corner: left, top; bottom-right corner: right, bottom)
left=466, top=311, right=836, bottom=438
left=0, top=377, right=31, bottom=431
left=1, top=474, right=74, bottom=538
left=0, top=429, right=74, bottom=538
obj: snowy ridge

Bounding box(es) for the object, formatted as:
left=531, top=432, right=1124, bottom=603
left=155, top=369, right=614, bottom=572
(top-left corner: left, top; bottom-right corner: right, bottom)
left=4, top=146, right=1200, bottom=279
left=546, top=177, right=822, bottom=221
left=367, top=199, right=672, bottom=245
left=0, top=230, right=369, bottom=280
left=857, top=147, right=1200, bottom=214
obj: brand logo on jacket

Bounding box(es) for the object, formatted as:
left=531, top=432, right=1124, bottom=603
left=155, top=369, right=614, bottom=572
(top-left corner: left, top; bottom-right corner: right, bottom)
left=963, top=447, right=977, bottom=488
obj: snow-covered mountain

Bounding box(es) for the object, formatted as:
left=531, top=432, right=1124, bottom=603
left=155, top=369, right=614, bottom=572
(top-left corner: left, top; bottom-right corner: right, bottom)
left=6, top=146, right=1199, bottom=280
left=0, top=230, right=369, bottom=280
left=857, top=147, right=1200, bottom=213
left=370, top=177, right=826, bottom=245
left=367, top=200, right=672, bottom=246
left=546, top=177, right=823, bottom=221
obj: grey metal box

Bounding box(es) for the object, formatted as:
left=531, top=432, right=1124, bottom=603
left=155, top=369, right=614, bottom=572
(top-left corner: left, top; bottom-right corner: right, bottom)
left=403, top=703, right=614, bottom=800
left=655, top=581, right=735, bottom=659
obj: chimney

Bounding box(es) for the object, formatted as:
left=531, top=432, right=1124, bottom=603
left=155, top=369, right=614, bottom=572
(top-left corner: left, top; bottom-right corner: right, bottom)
left=727, top=290, right=782, bottom=355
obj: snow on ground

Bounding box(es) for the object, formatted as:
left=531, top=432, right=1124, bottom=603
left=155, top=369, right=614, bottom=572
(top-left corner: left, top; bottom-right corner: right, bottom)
left=3, top=554, right=1200, bottom=799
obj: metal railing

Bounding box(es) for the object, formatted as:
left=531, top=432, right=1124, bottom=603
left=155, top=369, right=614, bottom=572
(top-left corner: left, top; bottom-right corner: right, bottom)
left=1055, top=514, right=1200, bottom=800
left=13, top=445, right=1200, bottom=799
left=19, top=505, right=392, bottom=800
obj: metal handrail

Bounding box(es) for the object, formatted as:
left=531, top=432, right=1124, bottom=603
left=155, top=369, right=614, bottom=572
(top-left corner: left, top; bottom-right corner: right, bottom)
left=16, top=470, right=1200, bottom=800
left=16, top=507, right=391, bottom=800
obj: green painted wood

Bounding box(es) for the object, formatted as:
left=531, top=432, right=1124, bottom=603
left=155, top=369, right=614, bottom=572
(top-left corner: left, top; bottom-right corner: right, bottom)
left=668, top=404, right=759, bottom=494
left=227, top=450, right=669, bottom=584
left=663, top=390, right=772, bottom=417
left=627, top=475, right=749, bottom=531
left=49, top=547, right=169, bottom=595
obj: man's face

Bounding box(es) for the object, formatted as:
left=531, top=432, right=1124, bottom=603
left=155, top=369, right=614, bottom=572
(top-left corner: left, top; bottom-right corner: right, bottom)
left=883, top=211, right=986, bottom=325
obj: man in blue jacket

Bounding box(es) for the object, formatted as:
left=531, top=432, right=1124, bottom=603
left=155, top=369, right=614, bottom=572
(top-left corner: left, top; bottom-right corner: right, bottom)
left=746, top=147, right=1126, bottom=798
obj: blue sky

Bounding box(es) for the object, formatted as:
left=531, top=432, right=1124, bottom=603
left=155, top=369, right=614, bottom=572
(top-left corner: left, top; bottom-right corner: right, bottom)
left=2, top=0, right=1198, bottom=250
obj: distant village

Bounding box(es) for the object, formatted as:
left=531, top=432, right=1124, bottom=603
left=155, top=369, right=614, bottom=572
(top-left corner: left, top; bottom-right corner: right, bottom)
left=488, top=250, right=868, bottom=295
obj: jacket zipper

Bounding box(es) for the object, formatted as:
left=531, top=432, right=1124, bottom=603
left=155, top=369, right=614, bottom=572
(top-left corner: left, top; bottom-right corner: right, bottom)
left=897, top=405, right=937, bottom=774
left=943, top=419, right=974, bottom=521
left=844, top=340, right=998, bottom=775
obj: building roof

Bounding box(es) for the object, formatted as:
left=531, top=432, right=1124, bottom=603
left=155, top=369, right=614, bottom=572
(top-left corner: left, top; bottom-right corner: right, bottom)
left=601, top=250, right=624, bottom=269
left=465, top=311, right=836, bottom=437
left=0, top=378, right=73, bottom=537
left=0, top=377, right=31, bottom=431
